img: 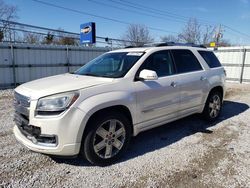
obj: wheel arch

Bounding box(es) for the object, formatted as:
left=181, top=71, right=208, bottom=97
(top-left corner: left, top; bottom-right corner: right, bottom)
left=209, top=85, right=224, bottom=100
left=80, top=105, right=134, bottom=144
left=201, top=85, right=224, bottom=113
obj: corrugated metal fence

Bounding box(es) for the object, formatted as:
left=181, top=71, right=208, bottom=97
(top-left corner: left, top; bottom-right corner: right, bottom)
left=1, top=44, right=250, bottom=89
left=0, top=43, right=110, bottom=89
left=213, top=46, right=250, bottom=83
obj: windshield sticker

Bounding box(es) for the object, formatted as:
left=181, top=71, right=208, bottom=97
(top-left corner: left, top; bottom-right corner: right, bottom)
left=127, top=52, right=143, bottom=56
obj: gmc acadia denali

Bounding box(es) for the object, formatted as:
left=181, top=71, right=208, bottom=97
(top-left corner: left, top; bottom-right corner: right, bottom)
left=13, top=43, right=226, bottom=166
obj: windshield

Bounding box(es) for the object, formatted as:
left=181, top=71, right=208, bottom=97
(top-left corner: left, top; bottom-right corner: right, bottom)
left=74, top=52, right=144, bottom=78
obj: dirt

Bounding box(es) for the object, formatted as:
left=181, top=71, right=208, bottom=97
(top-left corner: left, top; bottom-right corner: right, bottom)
left=0, top=83, right=250, bottom=188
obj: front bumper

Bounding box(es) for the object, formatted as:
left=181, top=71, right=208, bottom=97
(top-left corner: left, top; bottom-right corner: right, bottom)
left=14, top=125, right=81, bottom=156
left=13, top=104, right=89, bottom=156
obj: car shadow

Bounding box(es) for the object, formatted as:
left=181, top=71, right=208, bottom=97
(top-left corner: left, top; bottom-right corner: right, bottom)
left=51, top=100, right=249, bottom=166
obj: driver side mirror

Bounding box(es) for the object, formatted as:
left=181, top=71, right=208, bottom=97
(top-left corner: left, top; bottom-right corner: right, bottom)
left=139, top=69, right=158, bottom=81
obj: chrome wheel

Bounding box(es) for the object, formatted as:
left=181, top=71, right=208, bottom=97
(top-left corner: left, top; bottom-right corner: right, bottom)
left=93, top=119, right=126, bottom=159
left=208, top=95, right=221, bottom=118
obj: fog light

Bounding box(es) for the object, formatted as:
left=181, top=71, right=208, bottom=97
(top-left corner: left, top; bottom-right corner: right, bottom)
left=37, top=135, right=57, bottom=144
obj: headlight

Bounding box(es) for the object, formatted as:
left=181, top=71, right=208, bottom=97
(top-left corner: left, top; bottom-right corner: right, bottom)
left=36, top=91, right=79, bottom=113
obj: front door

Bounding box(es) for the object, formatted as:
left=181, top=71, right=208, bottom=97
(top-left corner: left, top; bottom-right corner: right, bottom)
left=134, top=50, right=180, bottom=130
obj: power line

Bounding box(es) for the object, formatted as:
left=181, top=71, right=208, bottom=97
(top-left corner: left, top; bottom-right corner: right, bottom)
left=119, top=0, right=250, bottom=40
left=223, top=24, right=250, bottom=40
left=108, top=0, right=189, bottom=22
left=118, top=0, right=217, bottom=26
left=88, top=0, right=186, bottom=24
left=0, top=19, right=78, bottom=35
left=12, top=0, right=250, bottom=42
left=0, top=26, right=77, bottom=39
left=0, top=19, right=134, bottom=43
left=31, top=0, right=178, bottom=34
left=0, top=26, right=123, bottom=46
left=89, top=0, right=250, bottom=42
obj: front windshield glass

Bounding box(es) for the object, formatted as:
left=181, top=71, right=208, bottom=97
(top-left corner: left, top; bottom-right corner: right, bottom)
left=74, top=52, right=144, bottom=78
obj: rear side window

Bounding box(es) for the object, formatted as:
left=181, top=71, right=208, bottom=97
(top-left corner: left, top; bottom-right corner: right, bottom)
left=171, top=50, right=202, bottom=74
left=198, top=51, right=222, bottom=68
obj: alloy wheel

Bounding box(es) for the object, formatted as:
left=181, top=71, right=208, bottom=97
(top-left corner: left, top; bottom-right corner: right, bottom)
left=93, top=119, right=126, bottom=159
left=208, top=95, right=221, bottom=118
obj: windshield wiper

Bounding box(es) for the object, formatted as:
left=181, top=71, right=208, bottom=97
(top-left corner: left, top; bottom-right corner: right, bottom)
left=83, top=73, right=101, bottom=77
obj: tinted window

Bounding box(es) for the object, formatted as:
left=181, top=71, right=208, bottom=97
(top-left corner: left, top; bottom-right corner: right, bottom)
left=172, top=50, right=202, bottom=73
left=139, top=50, right=175, bottom=77
left=198, top=51, right=222, bottom=68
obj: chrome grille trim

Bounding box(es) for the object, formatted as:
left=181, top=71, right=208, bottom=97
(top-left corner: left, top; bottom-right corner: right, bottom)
left=14, top=91, right=30, bottom=120
left=14, top=91, right=30, bottom=108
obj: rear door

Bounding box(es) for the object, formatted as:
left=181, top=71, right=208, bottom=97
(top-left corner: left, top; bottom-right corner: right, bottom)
left=171, top=49, right=209, bottom=115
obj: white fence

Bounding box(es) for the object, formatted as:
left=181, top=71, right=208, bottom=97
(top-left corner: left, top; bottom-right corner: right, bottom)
left=0, top=43, right=110, bottom=89
left=1, top=44, right=250, bottom=89
left=213, top=46, right=250, bottom=83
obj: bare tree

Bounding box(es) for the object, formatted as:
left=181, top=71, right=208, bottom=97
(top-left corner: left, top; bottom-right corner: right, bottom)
left=42, top=28, right=76, bottom=45
left=202, top=25, right=216, bottom=45
left=43, top=32, right=54, bottom=44
left=54, top=28, right=76, bottom=45
left=161, top=34, right=180, bottom=43
left=0, top=0, right=18, bottom=42
left=219, top=39, right=232, bottom=47
left=178, top=18, right=201, bottom=44
left=178, top=18, right=216, bottom=45
left=58, top=36, right=76, bottom=45
left=23, top=32, right=41, bottom=44
left=122, top=24, right=153, bottom=46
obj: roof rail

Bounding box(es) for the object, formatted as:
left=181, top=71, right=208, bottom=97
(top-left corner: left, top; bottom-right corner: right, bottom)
left=124, top=42, right=206, bottom=49
left=156, top=42, right=207, bottom=48
left=124, top=45, right=137, bottom=48
left=124, top=45, right=143, bottom=48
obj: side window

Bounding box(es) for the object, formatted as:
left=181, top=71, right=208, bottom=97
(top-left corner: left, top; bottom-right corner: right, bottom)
left=172, top=50, right=202, bottom=74
left=198, top=51, right=222, bottom=68
left=139, top=50, right=175, bottom=77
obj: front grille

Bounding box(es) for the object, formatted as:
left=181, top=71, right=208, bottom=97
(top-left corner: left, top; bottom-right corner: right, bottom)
left=14, top=91, right=31, bottom=135
left=13, top=92, right=58, bottom=146
left=14, top=91, right=30, bottom=120
left=14, top=91, right=30, bottom=108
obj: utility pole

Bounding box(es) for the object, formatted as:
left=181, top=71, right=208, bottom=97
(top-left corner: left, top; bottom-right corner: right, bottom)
left=215, top=24, right=223, bottom=47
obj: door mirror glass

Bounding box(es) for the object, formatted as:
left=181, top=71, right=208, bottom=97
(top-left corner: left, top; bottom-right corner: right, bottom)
left=139, top=69, right=158, bottom=80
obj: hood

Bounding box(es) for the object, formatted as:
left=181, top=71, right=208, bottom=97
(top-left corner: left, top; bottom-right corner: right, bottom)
left=15, top=73, right=113, bottom=100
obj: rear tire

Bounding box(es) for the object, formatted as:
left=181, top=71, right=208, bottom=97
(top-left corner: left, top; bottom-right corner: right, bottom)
left=81, top=111, right=131, bottom=166
left=202, top=91, right=222, bottom=121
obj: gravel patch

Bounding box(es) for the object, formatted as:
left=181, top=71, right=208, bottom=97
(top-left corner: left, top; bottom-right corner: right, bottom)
left=0, top=83, right=250, bottom=187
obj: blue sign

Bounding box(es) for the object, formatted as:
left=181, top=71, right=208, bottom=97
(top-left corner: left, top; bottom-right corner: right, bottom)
left=80, top=22, right=96, bottom=44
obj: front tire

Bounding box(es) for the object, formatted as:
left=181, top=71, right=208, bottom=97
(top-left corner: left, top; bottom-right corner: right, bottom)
left=81, top=112, right=131, bottom=166
left=202, top=91, right=222, bottom=121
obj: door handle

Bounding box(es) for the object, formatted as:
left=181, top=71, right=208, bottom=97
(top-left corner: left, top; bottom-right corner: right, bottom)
left=200, top=76, right=207, bottom=81
left=170, top=81, right=177, bottom=87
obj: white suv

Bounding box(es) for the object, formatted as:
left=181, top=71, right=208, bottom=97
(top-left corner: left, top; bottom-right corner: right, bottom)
left=13, top=43, right=226, bottom=165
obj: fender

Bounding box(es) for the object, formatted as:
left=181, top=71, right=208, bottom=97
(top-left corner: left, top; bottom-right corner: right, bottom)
left=77, top=91, right=137, bottom=125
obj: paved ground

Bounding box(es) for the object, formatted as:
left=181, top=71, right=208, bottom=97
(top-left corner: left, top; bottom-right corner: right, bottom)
left=0, top=83, right=250, bottom=188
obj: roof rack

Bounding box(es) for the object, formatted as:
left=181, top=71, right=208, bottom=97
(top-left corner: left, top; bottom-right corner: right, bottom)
left=124, top=45, right=141, bottom=48
left=124, top=42, right=206, bottom=49
left=148, top=42, right=206, bottom=48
